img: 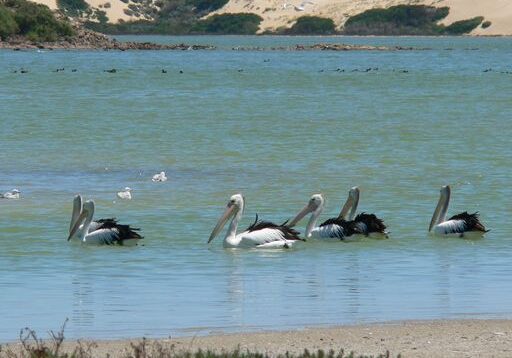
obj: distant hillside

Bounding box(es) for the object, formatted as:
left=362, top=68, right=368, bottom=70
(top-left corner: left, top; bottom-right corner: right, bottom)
left=26, top=0, right=512, bottom=35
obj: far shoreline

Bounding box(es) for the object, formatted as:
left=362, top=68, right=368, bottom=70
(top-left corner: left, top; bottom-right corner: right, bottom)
left=3, top=319, right=512, bottom=357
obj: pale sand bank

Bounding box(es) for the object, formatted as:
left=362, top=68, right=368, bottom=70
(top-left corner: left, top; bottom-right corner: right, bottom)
left=3, top=320, right=512, bottom=357
left=212, top=0, right=512, bottom=35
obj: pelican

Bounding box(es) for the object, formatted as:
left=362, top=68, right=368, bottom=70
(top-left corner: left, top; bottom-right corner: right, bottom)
left=1, top=189, right=20, bottom=199
left=152, top=171, right=167, bottom=182
left=288, top=188, right=387, bottom=240
left=429, top=185, right=488, bottom=238
left=208, top=193, right=304, bottom=248
left=117, top=187, right=132, bottom=200
left=69, top=194, right=116, bottom=236
left=68, top=200, right=142, bottom=245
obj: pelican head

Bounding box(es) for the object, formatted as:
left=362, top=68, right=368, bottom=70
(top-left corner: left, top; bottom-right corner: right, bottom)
left=208, top=193, right=244, bottom=243
left=340, top=186, right=360, bottom=220
left=287, top=194, right=324, bottom=237
left=429, top=185, right=451, bottom=232
left=11, top=189, right=20, bottom=194
left=124, top=187, right=132, bottom=192
left=68, top=200, right=95, bottom=241
left=70, top=194, right=83, bottom=233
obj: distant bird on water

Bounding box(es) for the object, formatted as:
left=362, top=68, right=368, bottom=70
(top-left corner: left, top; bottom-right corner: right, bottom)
left=68, top=199, right=142, bottom=245
left=117, top=187, right=132, bottom=200
left=1, top=189, right=20, bottom=199
left=152, top=171, right=168, bottom=182
left=429, top=185, right=488, bottom=238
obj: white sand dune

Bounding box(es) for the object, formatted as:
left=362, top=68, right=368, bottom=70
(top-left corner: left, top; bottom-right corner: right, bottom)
left=32, top=0, right=142, bottom=23
left=30, top=0, right=512, bottom=34
left=211, top=0, right=512, bottom=35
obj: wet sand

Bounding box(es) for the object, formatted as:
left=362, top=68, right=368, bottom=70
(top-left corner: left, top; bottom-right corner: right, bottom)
left=3, top=319, right=512, bottom=357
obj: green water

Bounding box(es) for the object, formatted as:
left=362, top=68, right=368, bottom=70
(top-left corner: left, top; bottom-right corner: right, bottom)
left=1, top=36, right=511, bottom=341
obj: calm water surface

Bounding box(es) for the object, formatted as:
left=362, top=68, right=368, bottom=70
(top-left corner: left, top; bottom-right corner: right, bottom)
left=1, top=36, right=512, bottom=342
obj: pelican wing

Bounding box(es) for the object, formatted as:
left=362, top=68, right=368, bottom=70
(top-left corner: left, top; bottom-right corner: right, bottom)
left=447, top=212, right=488, bottom=232
left=84, top=221, right=143, bottom=245
left=353, top=213, right=387, bottom=235
left=246, top=214, right=303, bottom=241
left=88, top=218, right=117, bottom=233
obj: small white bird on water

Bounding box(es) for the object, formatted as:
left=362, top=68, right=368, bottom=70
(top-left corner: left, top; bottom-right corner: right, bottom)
left=152, top=171, right=167, bottom=182
left=117, top=187, right=132, bottom=200
left=1, top=189, right=20, bottom=199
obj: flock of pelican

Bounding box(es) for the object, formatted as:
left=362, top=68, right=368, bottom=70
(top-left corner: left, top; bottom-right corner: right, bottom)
left=61, top=185, right=488, bottom=247
left=207, top=185, right=487, bottom=248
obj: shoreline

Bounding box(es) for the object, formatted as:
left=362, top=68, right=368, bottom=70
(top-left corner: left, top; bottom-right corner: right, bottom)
left=3, top=319, right=512, bottom=357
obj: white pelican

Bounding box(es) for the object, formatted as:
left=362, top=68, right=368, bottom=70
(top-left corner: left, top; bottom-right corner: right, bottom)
left=429, top=185, right=488, bottom=238
left=69, top=194, right=116, bottom=236
left=1, top=189, right=20, bottom=199
left=68, top=200, right=142, bottom=245
left=152, top=171, right=167, bottom=182
left=288, top=188, right=387, bottom=240
left=208, top=193, right=304, bottom=248
left=117, top=187, right=132, bottom=200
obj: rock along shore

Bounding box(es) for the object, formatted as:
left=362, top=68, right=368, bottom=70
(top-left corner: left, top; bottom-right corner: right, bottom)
left=0, top=26, right=215, bottom=50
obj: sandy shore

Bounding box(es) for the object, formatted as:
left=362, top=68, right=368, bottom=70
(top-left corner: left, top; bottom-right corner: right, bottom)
left=3, top=319, right=512, bottom=357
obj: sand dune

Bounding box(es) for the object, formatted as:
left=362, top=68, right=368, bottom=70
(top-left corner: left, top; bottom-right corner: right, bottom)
left=32, top=0, right=141, bottom=24
left=29, top=0, right=512, bottom=33
left=212, top=0, right=512, bottom=35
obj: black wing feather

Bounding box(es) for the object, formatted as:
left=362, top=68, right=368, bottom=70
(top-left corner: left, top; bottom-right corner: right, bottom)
left=319, top=217, right=361, bottom=239
left=353, top=212, right=387, bottom=234
left=448, top=212, right=488, bottom=232
left=96, top=219, right=143, bottom=244
left=246, top=214, right=304, bottom=241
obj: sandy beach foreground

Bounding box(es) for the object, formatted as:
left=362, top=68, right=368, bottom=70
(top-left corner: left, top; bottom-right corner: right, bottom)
left=3, top=320, right=512, bottom=357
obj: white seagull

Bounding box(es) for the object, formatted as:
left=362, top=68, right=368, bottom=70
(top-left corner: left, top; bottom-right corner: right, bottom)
left=429, top=185, right=488, bottom=238
left=288, top=187, right=387, bottom=240
left=208, top=193, right=304, bottom=248
left=1, top=189, right=20, bottom=199
left=152, top=171, right=168, bottom=182
left=68, top=200, right=142, bottom=245
left=117, top=187, right=132, bottom=200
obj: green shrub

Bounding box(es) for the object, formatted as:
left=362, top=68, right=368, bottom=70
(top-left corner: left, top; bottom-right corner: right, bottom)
left=189, top=0, right=228, bottom=14
left=3, top=0, right=74, bottom=41
left=287, top=16, right=335, bottom=34
left=443, top=16, right=483, bottom=34
left=192, top=13, right=262, bottom=34
left=0, top=5, right=19, bottom=39
left=57, top=0, right=89, bottom=16
left=481, top=20, right=491, bottom=29
left=343, top=5, right=449, bottom=35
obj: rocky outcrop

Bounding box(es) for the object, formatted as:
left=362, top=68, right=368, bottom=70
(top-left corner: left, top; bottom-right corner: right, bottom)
left=0, top=26, right=215, bottom=50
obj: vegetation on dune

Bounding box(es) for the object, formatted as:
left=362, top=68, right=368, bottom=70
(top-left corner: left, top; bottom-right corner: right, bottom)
left=343, top=5, right=449, bottom=35
left=192, top=13, right=262, bottom=34
left=0, top=0, right=74, bottom=41
left=85, top=0, right=230, bottom=34
left=444, top=16, right=484, bottom=34
left=481, top=20, right=491, bottom=29
left=57, top=0, right=90, bottom=17
left=285, top=16, right=336, bottom=35
left=343, top=5, right=484, bottom=36
left=0, top=6, right=19, bottom=40
left=0, top=321, right=401, bottom=358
